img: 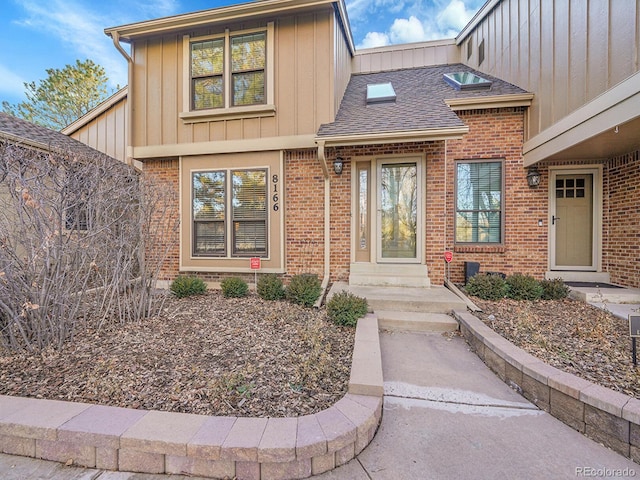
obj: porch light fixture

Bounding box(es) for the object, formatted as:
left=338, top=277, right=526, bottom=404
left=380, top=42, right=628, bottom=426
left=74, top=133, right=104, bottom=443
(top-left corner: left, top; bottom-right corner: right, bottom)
left=333, top=157, right=344, bottom=175
left=527, top=167, right=541, bottom=187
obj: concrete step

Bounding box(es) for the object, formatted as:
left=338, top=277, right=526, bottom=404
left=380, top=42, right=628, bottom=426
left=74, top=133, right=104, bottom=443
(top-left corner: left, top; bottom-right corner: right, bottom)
left=376, top=311, right=458, bottom=332
left=345, top=285, right=467, bottom=314
left=349, top=263, right=430, bottom=288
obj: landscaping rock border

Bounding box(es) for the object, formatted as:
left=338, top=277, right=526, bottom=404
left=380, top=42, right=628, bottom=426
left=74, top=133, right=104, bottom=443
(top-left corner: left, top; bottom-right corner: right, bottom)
left=0, top=314, right=383, bottom=480
left=455, top=309, right=640, bottom=463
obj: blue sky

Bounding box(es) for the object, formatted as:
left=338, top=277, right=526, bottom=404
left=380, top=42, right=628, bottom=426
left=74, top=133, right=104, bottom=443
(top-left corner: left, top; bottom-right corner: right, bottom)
left=0, top=0, right=484, bottom=106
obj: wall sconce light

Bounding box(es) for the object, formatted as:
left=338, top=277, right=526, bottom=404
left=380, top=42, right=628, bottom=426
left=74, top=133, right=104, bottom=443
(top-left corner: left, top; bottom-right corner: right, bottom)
left=333, top=157, right=344, bottom=175
left=527, top=167, right=541, bottom=187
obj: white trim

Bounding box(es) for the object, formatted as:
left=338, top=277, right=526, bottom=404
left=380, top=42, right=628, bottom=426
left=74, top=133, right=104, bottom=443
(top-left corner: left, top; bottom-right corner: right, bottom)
left=548, top=165, right=603, bottom=272
left=133, top=134, right=316, bottom=158
left=316, top=126, right=469, bottom=147
left=445, top=93, right=534, bottom=111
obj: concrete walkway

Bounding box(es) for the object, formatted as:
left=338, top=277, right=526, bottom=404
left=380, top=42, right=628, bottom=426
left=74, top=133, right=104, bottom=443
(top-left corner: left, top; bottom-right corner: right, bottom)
left=3, top=329, right=638, bottom=479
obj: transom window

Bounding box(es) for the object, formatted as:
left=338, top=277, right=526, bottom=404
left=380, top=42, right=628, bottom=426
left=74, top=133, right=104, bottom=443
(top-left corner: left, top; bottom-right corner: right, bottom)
left=455, top=160, right=503, bottom=243
left=193, top=169, right=267, bottom=257
left=190, top=30, right=266, bottom=111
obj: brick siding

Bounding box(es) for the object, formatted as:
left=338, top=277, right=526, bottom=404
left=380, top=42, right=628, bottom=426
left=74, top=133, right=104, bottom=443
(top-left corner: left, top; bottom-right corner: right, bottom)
left=139, top=112, right=638, bottom=290
left=604, top=150, right=640, bottom=288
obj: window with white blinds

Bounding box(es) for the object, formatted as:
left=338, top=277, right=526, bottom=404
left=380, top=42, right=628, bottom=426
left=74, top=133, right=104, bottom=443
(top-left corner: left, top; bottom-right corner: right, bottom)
left=455, top=161, right=503, bottom=243
left=192, top=169, right=267, bottom=257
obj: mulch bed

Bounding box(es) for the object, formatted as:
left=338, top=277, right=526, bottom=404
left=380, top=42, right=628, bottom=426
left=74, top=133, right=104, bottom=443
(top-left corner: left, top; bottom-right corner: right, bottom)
left=473, top=297, right=640, bottom=398
left=0, top=291, right=355, bottom=417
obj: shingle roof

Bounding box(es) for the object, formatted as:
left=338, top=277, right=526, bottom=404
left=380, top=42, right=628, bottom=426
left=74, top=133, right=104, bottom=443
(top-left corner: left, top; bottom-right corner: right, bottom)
left=317, top=63, right=529, bottom=139
left=0, top=112, right=108, bottom=159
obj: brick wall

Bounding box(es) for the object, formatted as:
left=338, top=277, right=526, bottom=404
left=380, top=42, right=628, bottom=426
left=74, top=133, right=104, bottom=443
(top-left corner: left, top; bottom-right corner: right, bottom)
left=443, top=107, right=548, bottom=285
left=143, top=158, right=180, bottom=281
left=604, top=150, right=640, bottom=288
left=284, top=150, right=326, bottom=279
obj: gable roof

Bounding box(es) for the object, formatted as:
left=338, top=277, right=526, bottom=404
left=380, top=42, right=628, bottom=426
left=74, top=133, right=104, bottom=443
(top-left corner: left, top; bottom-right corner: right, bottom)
left=105, top=0, right=354, bottom=53
left=0, top=112, right=114, bottom=160
left=316, top=63, right=531, bottom=146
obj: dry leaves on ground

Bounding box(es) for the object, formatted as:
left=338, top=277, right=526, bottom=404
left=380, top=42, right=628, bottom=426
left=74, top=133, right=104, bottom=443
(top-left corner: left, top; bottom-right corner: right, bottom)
left=0, top=291, right=355, bottom=417
left=473, top=297, right=640, bottom=398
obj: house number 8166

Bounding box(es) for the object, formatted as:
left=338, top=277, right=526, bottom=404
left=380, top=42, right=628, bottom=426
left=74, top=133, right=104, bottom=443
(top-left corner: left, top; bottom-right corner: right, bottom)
left=272, top=174, right=279, bottom=212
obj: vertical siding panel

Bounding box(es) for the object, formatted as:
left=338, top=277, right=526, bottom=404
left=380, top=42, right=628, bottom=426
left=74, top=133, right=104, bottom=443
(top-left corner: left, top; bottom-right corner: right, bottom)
left=132, top=42, right=147, bottom=147
left=539, top=0, right=554, bottom=129
left=554, top=0, right=570, bottom=121
left=569, top=0, right=587, bottom=112
left=277, top=16, right=296, bottom=136
left=193, top=123, right=209, bottom=143
left=528, top=0, right=542, bottom=135
left=296, top=14, right=315, bottom=134
left=609, top=0, right=636, bottom=85
left=517, top=0, right=529, bottom=89
left=315, top=11, right=332, bottom=130
left=209, top=122, right=225, bottom=141
left=226, top=119, right=243, bottom=140
left=242, top=118, right=260, bottom=139
left=106, top=112, right=115, bottom=158
left=147, top=38, right=163, bottom=146
left=587, top=0, right=609, bottom=102
left=162, top=35, right=178, bottom=145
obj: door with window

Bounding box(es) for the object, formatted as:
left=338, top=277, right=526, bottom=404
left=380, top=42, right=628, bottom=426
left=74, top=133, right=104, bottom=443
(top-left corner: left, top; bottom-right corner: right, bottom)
left=377, top=160, right=421, bottom=263
left=551, top=170, right=597, bottom=270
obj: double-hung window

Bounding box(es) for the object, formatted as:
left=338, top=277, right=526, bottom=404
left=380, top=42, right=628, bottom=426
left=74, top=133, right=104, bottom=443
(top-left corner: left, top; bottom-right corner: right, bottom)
left=193, top=169, right=267, bottom=257
left=189, top=26, right=270, bottom=112
left=455, top=160, right=503, bottom=243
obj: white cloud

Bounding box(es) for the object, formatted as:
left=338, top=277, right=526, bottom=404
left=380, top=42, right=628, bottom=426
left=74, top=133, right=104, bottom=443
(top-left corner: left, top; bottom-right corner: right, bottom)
left=389, top=16, right=426, bottom=44
left=358, top=31, right=391, bottom=49
left=350, top=0, right=482, bottom=50
left=437, top=0, right=476, bottom=32
left=0, top=64, right=26, bottom=98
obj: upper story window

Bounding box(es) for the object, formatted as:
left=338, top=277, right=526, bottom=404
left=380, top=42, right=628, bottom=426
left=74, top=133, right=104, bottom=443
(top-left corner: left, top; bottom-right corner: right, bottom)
left=184, top=24, right=274, bottom=119
left=455, top=160, right=503, bottom=244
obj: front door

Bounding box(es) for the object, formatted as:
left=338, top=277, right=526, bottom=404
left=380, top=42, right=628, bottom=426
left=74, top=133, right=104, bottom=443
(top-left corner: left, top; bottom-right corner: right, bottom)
left=377, top=160, right=421, bottom=263
left=551, top=171, right=596, bottom=270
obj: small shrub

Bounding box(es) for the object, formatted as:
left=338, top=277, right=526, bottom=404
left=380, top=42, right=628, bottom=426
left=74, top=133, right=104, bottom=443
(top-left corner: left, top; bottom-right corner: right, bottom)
left=221, top=277, right=249, bottom=298
left=327, top=291, right=369, bottom=327
left=464, top=273, right=508, bottom=300
left=541, top=278, right=569, bottom=300
left=506, top=273, right=543, bottom=300
left=257, top=274, right=285, bottom=301
left=286, top=273, right=322, bottom=307
left=170, top=276, right=207, bottom=298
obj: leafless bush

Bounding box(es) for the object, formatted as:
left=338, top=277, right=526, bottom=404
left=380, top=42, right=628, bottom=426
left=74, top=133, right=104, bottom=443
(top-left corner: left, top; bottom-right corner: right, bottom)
left=0, top=142, right=178, bottom=351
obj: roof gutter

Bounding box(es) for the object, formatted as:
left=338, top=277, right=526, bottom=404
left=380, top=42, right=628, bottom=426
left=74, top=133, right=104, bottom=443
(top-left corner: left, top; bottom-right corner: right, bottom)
left=445, top=93, right=534, bottom=111
left=104, top=0, right=339, bottom=41
left=107, top=32, right=136, bottom=169
left=316, top=126, right=469, bottom=147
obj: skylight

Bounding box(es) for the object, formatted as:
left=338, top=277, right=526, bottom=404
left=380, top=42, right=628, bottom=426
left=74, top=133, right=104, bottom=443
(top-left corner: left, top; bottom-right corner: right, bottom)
left=366, top=82, right=396, bottom=104
left=443, top=72, right=492, bottom=91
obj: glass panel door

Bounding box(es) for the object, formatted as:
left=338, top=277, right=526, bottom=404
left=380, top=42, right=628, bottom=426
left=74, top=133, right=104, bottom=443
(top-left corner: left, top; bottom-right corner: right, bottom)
left=379, top=162, right=418, bottom=260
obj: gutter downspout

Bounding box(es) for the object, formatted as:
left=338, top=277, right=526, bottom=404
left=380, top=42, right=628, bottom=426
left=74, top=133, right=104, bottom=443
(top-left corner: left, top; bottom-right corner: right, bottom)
left=315, top=141, right=331, bottom=307
left=110, top=32, right=136, bottom=170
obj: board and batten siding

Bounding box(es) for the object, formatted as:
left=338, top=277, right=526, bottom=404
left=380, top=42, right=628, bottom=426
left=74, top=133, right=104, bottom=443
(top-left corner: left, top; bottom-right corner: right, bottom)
left=352, top=39, right=461, bottom=74
left=129, top=10, right=338, bottom=150
left=461, top=0, right=640, bottom=140
left=67, top=96, right=128, bottom=163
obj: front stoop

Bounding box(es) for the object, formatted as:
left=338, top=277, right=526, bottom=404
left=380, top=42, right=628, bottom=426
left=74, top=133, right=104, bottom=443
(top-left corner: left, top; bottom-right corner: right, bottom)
left=330, top=282, right=466, bottom=333
left=375, top=311, right=458, bottom=332
left=349, top=263, right=430, bottom=288
left=0, top=316, right=384, bottom=480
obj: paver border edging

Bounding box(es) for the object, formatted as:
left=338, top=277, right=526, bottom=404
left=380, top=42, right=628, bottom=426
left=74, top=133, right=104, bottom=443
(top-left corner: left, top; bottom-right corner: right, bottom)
left=0, top=314, right=383, bottom=480
left=454, top=309, right=640, bottom=463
